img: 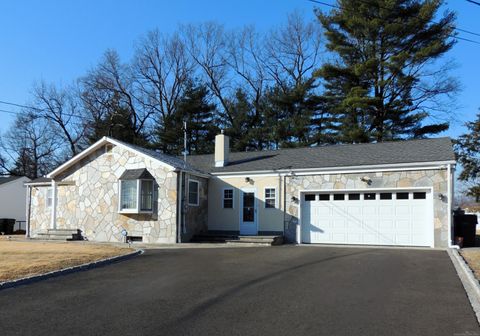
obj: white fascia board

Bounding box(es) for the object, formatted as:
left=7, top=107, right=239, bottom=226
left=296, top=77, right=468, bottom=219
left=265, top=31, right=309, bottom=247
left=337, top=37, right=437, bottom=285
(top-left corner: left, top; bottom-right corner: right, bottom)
left=211, top=161, right=456, bottom=178
left=47, top=137, right=109, bottom=178
left=104, top=137, right=176, bottom=171
left=47, top=137, right=178, bottom=179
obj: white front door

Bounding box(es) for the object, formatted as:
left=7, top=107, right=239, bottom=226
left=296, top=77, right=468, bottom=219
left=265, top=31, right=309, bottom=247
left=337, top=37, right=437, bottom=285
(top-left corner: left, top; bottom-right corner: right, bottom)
left=301, top=190, right=432, bottom=247
left=240, top=188, right=257, bottom=235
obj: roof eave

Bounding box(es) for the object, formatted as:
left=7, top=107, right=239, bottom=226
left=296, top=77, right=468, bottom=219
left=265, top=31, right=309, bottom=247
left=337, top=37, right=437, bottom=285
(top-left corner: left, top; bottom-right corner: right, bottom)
left=209, top=160, right=456, bottom=176
left=47, top=137, right=177, bottom=179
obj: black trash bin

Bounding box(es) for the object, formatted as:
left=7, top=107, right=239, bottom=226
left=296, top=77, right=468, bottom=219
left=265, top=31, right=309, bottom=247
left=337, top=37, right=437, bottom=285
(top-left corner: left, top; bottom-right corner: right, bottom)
left=0, top=218, right=15, bottom=235
left=454, top=213, right=478, bottom=247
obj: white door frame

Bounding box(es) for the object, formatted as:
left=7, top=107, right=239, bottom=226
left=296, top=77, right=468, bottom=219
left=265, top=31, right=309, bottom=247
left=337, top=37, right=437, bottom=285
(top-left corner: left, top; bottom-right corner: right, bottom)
left=239, top=187, right=258, bottom=235
left=297, top=187, right=435, bottom=247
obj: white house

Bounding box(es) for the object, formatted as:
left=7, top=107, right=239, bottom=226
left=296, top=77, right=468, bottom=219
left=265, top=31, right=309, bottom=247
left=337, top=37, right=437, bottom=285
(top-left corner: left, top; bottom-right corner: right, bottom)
left=0, top=176, right=31, bottom=231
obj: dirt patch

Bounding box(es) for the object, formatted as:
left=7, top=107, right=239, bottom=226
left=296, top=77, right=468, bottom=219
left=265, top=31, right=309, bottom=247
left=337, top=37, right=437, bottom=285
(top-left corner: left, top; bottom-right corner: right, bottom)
left=460, top=248, right=480, bottom=280
left=0, top=240, right=133, bottom=282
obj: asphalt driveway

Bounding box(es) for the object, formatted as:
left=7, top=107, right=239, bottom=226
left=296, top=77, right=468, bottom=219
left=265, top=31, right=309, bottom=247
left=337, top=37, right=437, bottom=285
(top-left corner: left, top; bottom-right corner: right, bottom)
left=0, top=246, right=478, bottom=336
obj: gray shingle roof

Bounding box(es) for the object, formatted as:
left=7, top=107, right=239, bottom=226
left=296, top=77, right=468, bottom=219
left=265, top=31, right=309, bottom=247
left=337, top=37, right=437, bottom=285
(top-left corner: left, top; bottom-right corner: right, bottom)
left=111, top=139, right=207, bottom=176
left=119, top=168, right=154, bottom=180
left=184, top=137, right=455, bottom=174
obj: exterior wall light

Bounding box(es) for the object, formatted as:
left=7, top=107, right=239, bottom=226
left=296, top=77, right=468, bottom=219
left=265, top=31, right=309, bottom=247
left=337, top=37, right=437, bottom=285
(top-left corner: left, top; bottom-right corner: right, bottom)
left=360, top=176, right=372, bottom=185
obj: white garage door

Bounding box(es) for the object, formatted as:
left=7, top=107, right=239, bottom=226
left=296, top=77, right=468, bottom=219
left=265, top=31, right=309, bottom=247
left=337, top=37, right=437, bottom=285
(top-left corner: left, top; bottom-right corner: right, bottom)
left=301, top=190, right=432, bottom=247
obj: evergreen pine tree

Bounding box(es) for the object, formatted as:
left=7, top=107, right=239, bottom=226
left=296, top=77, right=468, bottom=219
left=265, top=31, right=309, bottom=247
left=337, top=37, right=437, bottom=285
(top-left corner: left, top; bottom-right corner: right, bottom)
left=317, top=0, right=456, bottom=143
left=455, top=111, right=480, bottom=202
left=156, top=82, right=218, bottom=155
left=263, top=79, right=335, bottom=149
left=178, top=83, right=218, bottom=155
left=86, top=94, right=149, bottom=146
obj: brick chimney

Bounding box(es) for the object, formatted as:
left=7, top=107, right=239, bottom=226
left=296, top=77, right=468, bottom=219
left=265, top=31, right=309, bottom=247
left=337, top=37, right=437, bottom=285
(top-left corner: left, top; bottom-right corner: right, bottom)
left=215, top=131, right=230, bottom=167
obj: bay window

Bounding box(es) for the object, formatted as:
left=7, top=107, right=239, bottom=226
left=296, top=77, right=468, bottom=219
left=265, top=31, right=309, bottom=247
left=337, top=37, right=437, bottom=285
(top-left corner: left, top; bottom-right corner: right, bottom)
left=118, top=169, right=155, bottom=213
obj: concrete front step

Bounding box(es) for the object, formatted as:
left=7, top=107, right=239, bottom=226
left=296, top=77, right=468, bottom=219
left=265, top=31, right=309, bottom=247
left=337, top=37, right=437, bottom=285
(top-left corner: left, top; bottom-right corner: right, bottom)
left=34, top=229, right=83, bottom=241
left=225, top=241, right=272, bottom=246
left=191, top=234, right=283, bottom=246
left=34, top=234, right=74, bottom=240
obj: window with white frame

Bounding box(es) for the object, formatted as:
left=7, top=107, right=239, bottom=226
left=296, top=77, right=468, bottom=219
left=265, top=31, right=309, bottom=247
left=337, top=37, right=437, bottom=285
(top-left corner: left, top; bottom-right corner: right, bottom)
left=140, top=180, right=154, bottom=211
left=265, top=188, right=276, bottom=208
left=188, top=180, right=199, bottom=206
left=223, top=189, right=233, bottom=208
left=46, top=188, right=53, bottom=208
left=118, top=169, right=155, bottom=213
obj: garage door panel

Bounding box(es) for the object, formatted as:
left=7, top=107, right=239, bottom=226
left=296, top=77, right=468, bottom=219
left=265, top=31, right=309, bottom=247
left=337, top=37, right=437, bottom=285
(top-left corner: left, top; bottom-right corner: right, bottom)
left=378, top=233, right=396, bottom=245
left=379, top=206, right=394, bottom=216
left=333, top=219, right=347, bottom=230
left=301, top=190, right=431, bottom=247
left=396, top=205, right=410, bottom=216
left=348, top=206, right=362, bottom=216
left=396, top=234, right=411, bottom=245
left=317, top=206, right=331, bottom=216
left=363, top=206, right=377, bottom=216
left=378, top=219, right=394, bottom=230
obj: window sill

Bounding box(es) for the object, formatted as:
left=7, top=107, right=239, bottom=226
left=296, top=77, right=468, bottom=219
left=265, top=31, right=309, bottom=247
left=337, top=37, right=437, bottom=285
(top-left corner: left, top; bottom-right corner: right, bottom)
left=118, top=209, right=153, bottom=215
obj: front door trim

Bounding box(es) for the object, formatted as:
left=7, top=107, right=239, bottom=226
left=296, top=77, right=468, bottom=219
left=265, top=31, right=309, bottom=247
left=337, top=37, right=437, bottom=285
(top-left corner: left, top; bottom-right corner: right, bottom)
left=239, top=187, right=258, bottom=235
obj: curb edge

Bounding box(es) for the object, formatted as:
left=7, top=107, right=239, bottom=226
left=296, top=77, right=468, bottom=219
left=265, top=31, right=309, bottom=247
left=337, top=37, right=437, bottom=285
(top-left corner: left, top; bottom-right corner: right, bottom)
left=0, top=249, right=144, bottom=291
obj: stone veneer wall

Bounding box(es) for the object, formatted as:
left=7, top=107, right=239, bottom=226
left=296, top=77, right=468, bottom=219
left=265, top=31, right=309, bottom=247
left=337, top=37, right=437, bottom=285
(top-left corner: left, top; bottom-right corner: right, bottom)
left=30, top=186, right=51, bottom=232
left=283, top=169, right=449, bottom=248
left=30, top=144, right=179, bottom=244
left=182, top=174, right=209, bottom=242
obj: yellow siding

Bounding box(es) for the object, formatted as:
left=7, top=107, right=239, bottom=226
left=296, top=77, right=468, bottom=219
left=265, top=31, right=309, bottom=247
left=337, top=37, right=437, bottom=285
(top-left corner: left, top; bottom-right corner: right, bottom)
left=208, top=175, right=284, bottom=233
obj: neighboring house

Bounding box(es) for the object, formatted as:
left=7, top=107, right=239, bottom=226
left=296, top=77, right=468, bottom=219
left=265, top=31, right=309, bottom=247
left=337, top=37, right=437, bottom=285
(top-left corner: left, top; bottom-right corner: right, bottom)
left=26, top=134, right=456, bottom=248
left=0, top=176, right=31, bottom=231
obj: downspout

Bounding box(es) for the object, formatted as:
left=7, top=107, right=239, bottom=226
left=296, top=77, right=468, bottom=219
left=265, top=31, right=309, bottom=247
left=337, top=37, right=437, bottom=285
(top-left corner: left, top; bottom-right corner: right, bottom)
left=278, top=172, right=282, bottom=233
left=176, top=171, right=183, bottom=243
left=26, top=185, right=32, bottom=238
left=51, top=180, right=57, bottom=230
left=447, top=163, right=458, bottom=249
left=283, top=174, right=287, bottom=237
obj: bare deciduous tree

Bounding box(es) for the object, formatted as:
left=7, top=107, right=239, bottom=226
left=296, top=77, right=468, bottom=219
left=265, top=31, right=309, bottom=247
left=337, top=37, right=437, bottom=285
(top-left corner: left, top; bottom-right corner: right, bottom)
left=134, top=29, right=195, bottom=123
left=264, top=11, right=323, bottom=91
left=32, top=81, right=86, bottom=156
left=80, top=50, right=152, bottom=140
left=0, top=112, right=61, bottom=179
left=181, top=22, right=233, bottom=125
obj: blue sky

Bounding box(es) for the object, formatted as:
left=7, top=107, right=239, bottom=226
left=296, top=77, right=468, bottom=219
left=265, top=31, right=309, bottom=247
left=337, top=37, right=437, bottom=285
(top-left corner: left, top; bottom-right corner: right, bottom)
left=0, top=0, right=478, bottom=137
